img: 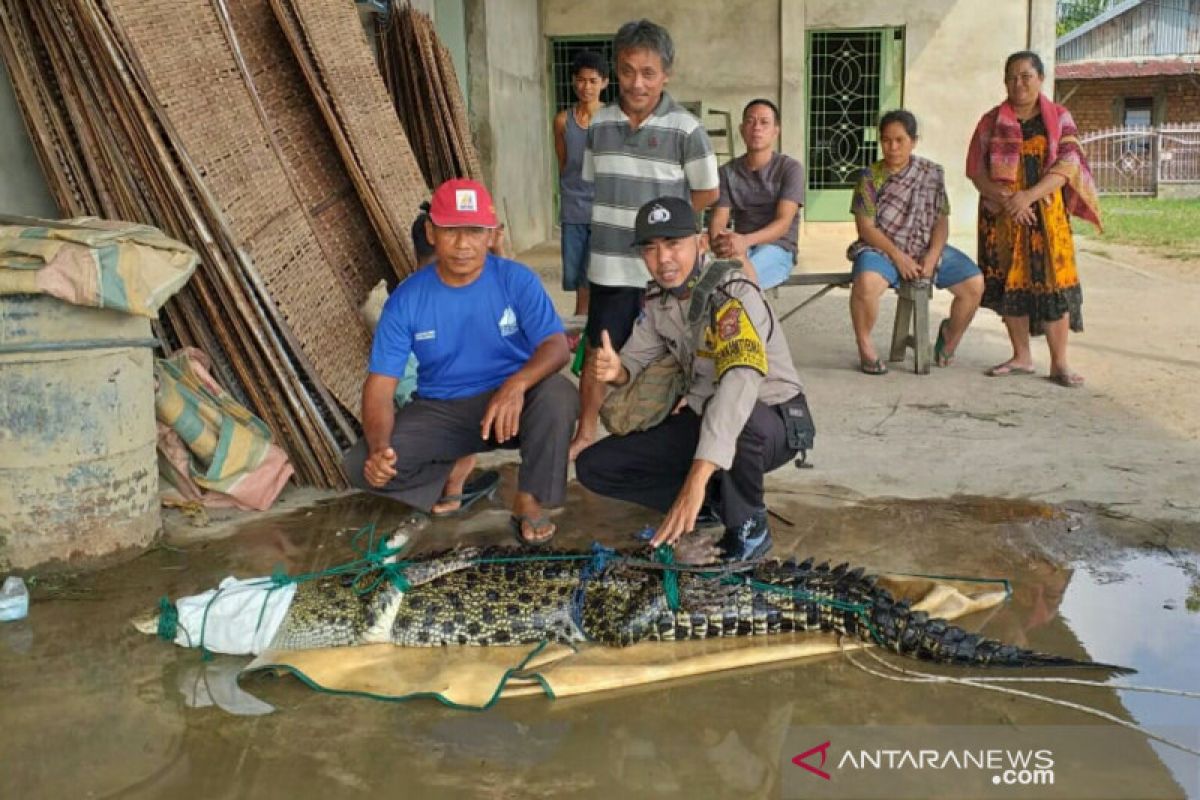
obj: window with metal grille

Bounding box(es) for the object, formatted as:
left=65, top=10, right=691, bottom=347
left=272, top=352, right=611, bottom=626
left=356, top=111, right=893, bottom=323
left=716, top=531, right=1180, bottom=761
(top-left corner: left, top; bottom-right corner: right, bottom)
left=1123, top=97, right=1154, bottom=128
left=549, top=37, right=617, bottom=114
left=807, top=30, right=884, bottom=190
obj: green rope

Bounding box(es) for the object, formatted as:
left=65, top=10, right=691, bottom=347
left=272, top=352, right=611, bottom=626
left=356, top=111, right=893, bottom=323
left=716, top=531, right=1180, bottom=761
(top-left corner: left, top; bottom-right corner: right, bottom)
left=348, top=526, right=411, bottom=594
left=653, top=545, right=680, bottom=612
left=253, top=567, right=289, bottom=636
left=155, top=595, right=178, bottom=641
left=731, top=576, right=886, bottom=646
left=177, top=524, right=603, bottom=658
left=458, top=554, right=596, bottom=565
left=294, top=524, right=591, bottom=595
left=164, top=522, right=1012, bottom=662
left=348, top=523, right=382, bottom=560
left=198, top=585, right=222, bottom=661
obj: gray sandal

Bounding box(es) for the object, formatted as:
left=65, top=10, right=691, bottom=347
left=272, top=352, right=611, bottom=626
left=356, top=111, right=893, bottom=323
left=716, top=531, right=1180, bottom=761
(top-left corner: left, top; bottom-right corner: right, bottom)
left=860, top=357, right=888, bottom=375
left=510, top=514, right=556, bottom=546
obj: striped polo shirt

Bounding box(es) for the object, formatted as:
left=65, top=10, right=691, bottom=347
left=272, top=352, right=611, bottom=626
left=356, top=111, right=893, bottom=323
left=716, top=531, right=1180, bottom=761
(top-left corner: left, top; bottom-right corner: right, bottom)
left=582, top=92, right=718, bottom=288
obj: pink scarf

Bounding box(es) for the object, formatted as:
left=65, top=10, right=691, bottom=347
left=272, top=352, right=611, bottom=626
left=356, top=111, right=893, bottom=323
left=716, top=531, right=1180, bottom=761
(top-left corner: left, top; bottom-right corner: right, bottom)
left=966, top=93, right=1101, bottom=230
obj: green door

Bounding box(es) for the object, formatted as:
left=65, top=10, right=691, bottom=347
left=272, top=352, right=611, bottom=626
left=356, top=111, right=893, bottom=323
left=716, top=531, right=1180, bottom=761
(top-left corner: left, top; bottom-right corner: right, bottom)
left=805, top=27, right=904, bottom=221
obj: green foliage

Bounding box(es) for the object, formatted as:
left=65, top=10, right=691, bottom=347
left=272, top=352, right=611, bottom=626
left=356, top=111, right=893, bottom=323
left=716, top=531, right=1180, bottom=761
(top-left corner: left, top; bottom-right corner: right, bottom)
left=1079, top=197, right=1200, bottom=259
left=1057, top=0, right=1111, bottom=37
left=1182, top=562, right=1200, bottom=614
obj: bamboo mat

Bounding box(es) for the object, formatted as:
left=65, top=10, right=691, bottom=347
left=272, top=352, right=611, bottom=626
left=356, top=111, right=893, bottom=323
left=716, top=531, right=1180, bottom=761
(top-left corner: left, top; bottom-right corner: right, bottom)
left=270, top=0, right=428, bottom=278
left=377, top=3, right=482, bottom=188
left=108, top=0, right=379, bottom=433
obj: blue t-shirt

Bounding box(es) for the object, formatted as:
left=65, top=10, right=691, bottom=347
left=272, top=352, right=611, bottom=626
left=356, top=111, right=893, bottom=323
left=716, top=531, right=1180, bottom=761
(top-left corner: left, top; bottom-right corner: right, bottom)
left=369, top=254, right=565, bottom=400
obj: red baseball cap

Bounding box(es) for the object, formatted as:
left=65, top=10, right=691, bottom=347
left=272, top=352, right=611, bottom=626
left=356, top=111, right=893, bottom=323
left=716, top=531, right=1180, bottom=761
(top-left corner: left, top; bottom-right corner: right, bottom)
left=427, top=178, right=499, bottom=228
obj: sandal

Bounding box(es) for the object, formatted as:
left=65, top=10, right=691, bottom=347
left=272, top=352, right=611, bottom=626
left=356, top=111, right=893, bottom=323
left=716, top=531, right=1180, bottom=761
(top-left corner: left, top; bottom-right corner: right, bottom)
left=1049, top=371, right=1085, bottom=388
left=431, top=470, right=500, bottom=517
left=985, top=362, right=1036, bottom=377
left=859, top=357, right=888, bottom=376
left=934, top=319, right=955, bottom=367
left=510, top=514, right=556, bottom=546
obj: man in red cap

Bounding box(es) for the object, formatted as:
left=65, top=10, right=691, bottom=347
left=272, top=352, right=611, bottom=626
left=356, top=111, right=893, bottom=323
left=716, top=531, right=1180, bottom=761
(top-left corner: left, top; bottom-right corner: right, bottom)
left=344, top=178, right=577, bottom=544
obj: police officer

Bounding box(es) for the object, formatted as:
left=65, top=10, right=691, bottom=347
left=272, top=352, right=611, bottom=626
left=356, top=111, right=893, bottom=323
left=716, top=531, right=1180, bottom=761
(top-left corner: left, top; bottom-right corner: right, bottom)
left=576, top=196, right=812, bottom=560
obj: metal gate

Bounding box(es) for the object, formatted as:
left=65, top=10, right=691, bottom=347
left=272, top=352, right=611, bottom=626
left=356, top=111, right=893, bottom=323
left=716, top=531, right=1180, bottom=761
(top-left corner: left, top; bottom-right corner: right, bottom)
left=1158, top=124, right=1200, bottom=187
left=1080, top=124, right=1200, bottom=195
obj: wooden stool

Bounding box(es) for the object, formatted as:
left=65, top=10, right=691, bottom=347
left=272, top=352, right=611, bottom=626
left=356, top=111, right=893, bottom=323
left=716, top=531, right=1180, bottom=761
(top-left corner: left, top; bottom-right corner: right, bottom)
left=889, top=279, right=932, bottom=374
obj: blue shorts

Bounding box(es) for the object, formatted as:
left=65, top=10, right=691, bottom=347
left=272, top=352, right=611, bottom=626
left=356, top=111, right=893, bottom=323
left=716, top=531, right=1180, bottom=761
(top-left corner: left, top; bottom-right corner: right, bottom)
left=747, top=243, right=795, bottom=290
left=561, top=223, right=591, bottom=291
left=851, top=244, right=981, bottom=290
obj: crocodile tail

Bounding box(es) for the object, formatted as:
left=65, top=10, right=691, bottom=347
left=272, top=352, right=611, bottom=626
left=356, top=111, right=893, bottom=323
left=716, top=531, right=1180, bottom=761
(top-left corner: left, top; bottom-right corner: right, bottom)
left=866, top=588, right=1136, bottom=675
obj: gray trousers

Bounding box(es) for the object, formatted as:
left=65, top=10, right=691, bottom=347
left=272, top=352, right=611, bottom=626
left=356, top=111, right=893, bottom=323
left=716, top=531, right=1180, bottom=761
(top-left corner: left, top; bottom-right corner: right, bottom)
left=343, top=373, right=579, bottom=511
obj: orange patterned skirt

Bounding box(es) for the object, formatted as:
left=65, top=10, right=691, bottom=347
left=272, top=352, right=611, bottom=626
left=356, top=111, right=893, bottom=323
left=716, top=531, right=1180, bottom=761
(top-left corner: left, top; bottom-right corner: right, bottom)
left=977, top=134, right=1083, bottom=335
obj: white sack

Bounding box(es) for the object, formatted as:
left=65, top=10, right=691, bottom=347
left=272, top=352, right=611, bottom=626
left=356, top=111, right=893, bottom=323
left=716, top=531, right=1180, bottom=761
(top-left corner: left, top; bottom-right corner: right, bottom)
left=173, top=577, right=296, bottom=655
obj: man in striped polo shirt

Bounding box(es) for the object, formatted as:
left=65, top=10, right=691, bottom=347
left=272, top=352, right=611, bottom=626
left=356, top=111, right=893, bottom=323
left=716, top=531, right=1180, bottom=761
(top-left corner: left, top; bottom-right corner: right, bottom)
left=569, top=18, right=720, bottom=460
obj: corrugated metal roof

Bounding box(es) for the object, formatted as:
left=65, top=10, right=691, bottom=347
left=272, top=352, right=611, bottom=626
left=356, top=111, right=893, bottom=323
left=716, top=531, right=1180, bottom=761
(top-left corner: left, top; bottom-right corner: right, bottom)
left=1057, top=0, right=1147, bottom=48
left=1057, top=0, right=1200, bottom=61
left=1057, top=56, right=1199, bottom=78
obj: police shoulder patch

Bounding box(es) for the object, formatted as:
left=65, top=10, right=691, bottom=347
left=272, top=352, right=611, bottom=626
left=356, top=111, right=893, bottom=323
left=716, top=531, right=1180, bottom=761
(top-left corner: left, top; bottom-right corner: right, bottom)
left=705, top=298, right=767, bottom=378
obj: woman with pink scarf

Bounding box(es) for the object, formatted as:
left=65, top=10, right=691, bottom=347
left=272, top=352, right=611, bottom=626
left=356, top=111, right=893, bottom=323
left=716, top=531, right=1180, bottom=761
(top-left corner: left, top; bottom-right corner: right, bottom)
left=967, top=51, right=1102, bottom=388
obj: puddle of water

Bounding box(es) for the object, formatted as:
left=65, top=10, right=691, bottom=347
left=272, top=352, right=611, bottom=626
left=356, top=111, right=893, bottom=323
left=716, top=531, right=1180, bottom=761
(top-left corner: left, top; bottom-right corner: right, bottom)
left=1057, top=553, right=1200, bottom=797
left=1, top=488, right=1198, bottom=798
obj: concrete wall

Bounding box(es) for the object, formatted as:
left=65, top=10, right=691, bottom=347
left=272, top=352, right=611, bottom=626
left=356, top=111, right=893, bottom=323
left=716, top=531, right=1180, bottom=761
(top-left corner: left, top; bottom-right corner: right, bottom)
left=540, top=0, right=1056, bottom=236
left=466, top=0, right=553, bottom=251
left=434, top=0, right=470, bottom=103
left=1159, top=183, right=1200, bottom=200
left=541, top=0, right=780, bottom=160
left=0, top=59, right=58, bottom=217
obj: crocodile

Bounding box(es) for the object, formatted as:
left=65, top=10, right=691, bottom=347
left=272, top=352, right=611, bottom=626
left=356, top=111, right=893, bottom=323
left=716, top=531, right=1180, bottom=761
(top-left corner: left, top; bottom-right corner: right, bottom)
left=139, top=542, right=1131, bottom=674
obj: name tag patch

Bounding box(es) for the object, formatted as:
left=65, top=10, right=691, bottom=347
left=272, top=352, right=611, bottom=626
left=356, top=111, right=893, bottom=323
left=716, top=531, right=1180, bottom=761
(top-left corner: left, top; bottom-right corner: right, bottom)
left=414, top=330, right=436, bottom=341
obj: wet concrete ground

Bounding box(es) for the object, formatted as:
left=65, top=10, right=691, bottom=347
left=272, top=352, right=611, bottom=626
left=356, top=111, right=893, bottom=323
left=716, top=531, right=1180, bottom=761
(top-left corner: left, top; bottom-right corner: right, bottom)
left=2, top=482, right=1199, bottom=798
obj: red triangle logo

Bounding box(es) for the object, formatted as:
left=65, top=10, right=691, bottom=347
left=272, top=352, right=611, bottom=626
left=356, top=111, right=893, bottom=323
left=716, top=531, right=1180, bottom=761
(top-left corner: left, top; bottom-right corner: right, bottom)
left=792, top=740, right=832, bottom=780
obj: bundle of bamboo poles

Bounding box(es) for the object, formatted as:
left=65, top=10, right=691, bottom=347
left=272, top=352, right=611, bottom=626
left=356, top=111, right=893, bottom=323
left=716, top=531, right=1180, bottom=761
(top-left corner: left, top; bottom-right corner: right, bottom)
left=0, top=0, right=438, bottom=488
left=377, top=2, right=482, bottom=188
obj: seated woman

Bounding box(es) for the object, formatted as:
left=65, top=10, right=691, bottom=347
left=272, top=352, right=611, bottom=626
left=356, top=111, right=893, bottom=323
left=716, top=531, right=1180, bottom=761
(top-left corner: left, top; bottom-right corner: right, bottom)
left=847, top=110, right=984, bottom=375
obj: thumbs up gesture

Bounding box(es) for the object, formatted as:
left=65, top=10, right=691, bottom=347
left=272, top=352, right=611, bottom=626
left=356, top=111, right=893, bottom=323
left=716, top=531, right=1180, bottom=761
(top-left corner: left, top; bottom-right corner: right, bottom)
left=590, top=329, right=623, bottom=384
